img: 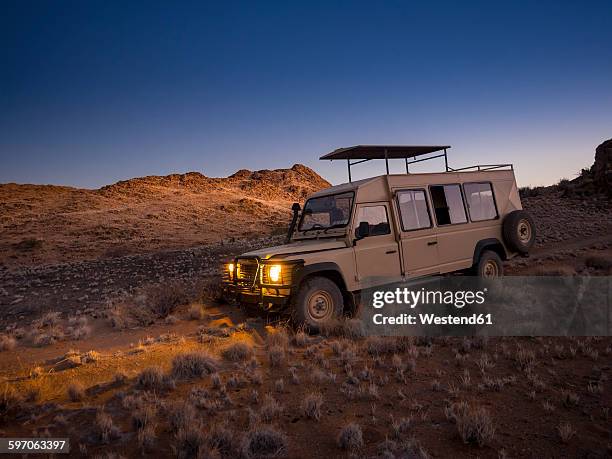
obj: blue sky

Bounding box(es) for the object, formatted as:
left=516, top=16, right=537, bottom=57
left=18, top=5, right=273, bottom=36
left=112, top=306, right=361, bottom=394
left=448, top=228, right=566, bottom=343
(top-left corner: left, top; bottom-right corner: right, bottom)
left=1, top=0, right=611, bottom=188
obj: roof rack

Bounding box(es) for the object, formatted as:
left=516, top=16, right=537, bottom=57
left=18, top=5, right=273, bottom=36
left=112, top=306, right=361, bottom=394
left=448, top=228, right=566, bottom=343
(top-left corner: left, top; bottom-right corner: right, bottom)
left=447, top=164, right=513, bottom=172
left=320, top=145, right=451, bottom=182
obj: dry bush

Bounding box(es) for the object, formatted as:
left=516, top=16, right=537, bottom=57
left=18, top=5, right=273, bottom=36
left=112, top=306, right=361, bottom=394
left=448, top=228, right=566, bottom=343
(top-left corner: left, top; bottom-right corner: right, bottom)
left=95, top=408, right=119, bottom=443
left=446, top=402, right=495, bottom=446
left=166, top=401, right=198, bottom=433
left=222, top=342, right=253, bottom=362
left=0, top=384, right=22, bottom=415
left=561, top=390, right=580, bottom=407
left=132, top=402, right=156, bottom=430
left=557, top=422, right=576, bottom=443
left=293, top=329, right=309, bottom=347
left=146, top=281, right=191, bottom=318
left=174, top=425, right=208, bottom=459
left=0, top=335, right=16, bottom=351
left=67, top=382, right=85, bottom=402
left=259, top=394, right=283, bottom=422
left=274, top=379, right=284, bottom=393
left=189, top=304, right=204, bottom=320
left=391, top=416, right=412, bottom=438
left=321, top=318, right=366, bottom=339
left=266, top=328, right=289, bottom=349
left=207, top=423, right=235, bottom=457
left=301, top=392, right=323, bottom=420
left=137, top=424, right=156, bottom=451
left=241, top=425, right=288, bottom=458
left=268, top=345, right=285, bottom=367
left=337, top=422, right=363, bottom=450
left=171, top=352, right=218, bottom=379
left=137, top=366, right=174, bottom=390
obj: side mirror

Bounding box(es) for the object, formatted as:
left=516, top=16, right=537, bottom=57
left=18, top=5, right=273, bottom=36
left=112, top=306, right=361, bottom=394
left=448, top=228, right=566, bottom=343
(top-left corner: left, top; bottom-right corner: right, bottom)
left=355, top=221, right=370, bottom=240
left=291, top=202, right=301, bottom=212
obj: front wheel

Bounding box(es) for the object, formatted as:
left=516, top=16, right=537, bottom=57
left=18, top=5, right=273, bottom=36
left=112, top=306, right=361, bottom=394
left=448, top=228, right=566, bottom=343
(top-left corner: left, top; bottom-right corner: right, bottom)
left=476, top=250, right=504, bottom=278
left=291, top=276, right=344, bottom=332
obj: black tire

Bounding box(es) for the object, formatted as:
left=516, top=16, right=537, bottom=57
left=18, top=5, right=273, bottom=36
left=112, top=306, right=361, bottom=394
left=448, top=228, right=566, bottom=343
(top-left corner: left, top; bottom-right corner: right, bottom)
left=291, top=276, right=344, bottom=332
left=503, top=210, right=536, bottom=254
left=476, top=250, right=504, bottom=278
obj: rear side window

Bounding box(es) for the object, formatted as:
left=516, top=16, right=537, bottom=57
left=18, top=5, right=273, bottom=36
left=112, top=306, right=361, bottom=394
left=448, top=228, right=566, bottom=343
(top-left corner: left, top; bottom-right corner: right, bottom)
left=355, top=205, right=391, bottom=236
left=429, top=184, right=467, bottom=225
left=396, top=189, right=431, bottom=230
left=464, top=182, right=498, bottom=221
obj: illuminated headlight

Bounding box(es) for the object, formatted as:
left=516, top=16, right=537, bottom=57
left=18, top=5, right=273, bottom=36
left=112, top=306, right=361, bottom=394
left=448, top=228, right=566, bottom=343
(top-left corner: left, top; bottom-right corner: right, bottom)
left=268, top=264, right=282, bottom=283
left=227, top=263, right=235, bottom=279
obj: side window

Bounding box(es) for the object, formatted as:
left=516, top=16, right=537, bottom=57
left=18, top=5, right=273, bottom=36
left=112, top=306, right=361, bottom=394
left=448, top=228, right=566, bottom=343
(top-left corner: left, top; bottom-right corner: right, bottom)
left=396, top=189, right=431, bottom=231
left=429, top=184, right=467, bottom=225
left=355, top=205, right=391, bottom=236
left=464, top=182, right=498, bottom=221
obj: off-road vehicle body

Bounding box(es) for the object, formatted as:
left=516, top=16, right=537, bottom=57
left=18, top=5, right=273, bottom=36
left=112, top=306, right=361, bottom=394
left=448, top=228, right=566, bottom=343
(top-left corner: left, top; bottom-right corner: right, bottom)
left=222, top=146, right=535, bottom=329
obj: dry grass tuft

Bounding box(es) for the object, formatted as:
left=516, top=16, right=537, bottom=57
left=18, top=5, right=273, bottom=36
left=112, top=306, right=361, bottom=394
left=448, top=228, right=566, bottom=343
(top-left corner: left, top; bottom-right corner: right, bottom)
left=259, top=394, right=283, bottom=422
left=137, top=366, right=174, bottom=390
left=171, top=352, right=218, bottom=379
left=67, top=382, right=85, bottom=402
left=95, top=408, right=119, bottom=443
left=268, top=345, right=285, bottom=367
left=446, top=402, right=495, bottom=446
left=241, top=425, right=288, bottom=458
left=337, top=422, right=363, bottom=450
left=301, top=392, right=323, bottom=420
left=222, top=342, right=253, bottom=362
left=557, top=422, right=576, bottom=443
left=174, top=425, right=208, bottom=459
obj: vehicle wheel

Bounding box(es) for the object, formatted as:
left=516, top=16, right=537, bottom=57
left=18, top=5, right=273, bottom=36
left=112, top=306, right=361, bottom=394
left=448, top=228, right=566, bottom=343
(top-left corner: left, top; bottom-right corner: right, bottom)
left=503, top=210, right=536, bottom=254
left=476, top=250, right=504, bottom=278
left=291, top=276, right=344, bottom=332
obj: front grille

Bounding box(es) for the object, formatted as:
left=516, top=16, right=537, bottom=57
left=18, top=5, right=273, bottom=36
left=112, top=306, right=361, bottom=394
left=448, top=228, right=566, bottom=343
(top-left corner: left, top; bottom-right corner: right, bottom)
left=236, top=259, right=260, bottom=288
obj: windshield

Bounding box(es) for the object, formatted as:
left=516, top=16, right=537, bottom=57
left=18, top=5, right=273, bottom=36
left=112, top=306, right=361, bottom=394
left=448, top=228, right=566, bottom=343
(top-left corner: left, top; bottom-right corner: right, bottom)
left=298, top=192, right=354, bottom=231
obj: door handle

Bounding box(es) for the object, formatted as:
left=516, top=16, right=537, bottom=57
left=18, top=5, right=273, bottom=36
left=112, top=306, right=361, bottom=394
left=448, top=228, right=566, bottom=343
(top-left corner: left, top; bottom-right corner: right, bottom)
left=385, top=249, right=397, bottom=254
left=427, top=241, right=438, bottom=246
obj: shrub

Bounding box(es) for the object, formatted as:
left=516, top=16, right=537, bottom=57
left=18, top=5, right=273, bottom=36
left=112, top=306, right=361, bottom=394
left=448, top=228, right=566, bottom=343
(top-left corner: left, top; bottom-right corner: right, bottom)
left=449, top=402, right=495, bottom=446
left=259, top=394, right=282, bottom=422
left=167, top=401, right=198, bottom=432
left=67, top=382, right=85, bottom=402
left=301, top=392, right=323, bottom=420
left=266, top=328, right=289, bottom=349
left=174, top=425, right=208, bottom=459
left=337, top=422, right=363, bottom=450
left=222, top=342, right=253, bottom=362
left=137, top=366, right=174, bottom=390
left=95, top=408, right=119, bottom=443
left=146, top=281, right=190, bottom=318
left=268, top=345, right=285, bottom=367
left=241, top=426, right=288, bottom=458
left=171, top=352, right=218, bottom=379
left=0, top=384, right=22, bottom=415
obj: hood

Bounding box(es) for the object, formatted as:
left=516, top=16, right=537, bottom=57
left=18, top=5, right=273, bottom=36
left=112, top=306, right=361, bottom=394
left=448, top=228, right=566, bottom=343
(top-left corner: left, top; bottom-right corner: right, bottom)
left=240, top=239, right=347, bottom=259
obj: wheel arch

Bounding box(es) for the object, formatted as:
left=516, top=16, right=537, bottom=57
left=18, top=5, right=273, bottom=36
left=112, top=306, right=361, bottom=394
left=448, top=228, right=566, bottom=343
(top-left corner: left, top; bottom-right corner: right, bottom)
left=473, top=238, right=508, bottom=265
left=293, top=262, right=355, bottom=313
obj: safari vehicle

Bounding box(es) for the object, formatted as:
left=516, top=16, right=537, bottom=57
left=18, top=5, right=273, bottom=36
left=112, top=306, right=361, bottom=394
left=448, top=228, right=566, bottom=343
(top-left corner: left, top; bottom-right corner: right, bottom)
left=222, top=146, right=535, bottom=330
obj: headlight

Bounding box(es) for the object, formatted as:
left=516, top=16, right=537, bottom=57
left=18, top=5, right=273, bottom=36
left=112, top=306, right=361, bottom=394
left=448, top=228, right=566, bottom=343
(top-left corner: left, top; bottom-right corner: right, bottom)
left=268, top=264, right=282, bottom=283
left=227, top=263, right=235, bottom=279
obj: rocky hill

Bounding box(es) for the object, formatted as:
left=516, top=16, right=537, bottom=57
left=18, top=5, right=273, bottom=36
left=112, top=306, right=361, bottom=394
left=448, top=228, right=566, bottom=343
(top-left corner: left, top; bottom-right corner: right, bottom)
left=0, top=164, right=330, bottom=268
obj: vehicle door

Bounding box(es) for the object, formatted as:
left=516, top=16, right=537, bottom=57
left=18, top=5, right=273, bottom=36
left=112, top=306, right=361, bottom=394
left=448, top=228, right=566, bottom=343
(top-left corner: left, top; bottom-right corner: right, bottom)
left=352, top=202, right=401, bottom=288
left=394, top=189, right=441, bottom=276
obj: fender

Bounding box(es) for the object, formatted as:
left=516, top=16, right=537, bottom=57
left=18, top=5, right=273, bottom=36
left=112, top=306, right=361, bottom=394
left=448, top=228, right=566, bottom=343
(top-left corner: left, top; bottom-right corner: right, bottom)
left=293, top=262, right=348, bottom=290
left=473, top=238, right=507, bottom=265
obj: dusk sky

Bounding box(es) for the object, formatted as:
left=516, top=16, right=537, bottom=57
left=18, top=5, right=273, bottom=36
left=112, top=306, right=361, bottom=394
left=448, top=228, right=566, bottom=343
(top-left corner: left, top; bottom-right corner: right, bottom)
left=2, top=1, right=611, bottom=188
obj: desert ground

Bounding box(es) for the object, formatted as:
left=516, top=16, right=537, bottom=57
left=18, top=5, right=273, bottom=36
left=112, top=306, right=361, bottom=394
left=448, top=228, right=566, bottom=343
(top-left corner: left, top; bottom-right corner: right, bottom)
left=0, top=150, right=610, bottom=458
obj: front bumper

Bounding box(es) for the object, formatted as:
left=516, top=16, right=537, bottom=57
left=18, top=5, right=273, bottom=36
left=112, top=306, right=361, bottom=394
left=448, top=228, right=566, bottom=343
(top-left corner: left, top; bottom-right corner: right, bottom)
left=221, top=257, right=303, bottom=310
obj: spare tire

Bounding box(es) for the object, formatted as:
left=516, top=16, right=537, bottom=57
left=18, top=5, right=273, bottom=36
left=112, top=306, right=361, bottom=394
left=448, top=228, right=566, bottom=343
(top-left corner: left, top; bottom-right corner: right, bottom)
left=502, top=210, right=536, bottom=254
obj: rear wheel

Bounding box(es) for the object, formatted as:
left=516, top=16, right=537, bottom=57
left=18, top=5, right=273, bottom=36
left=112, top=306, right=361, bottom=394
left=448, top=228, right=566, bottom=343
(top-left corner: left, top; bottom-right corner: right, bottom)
left=291, top=276, right=343, bottom=332
left=476, top=250, right=504, bottom=278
